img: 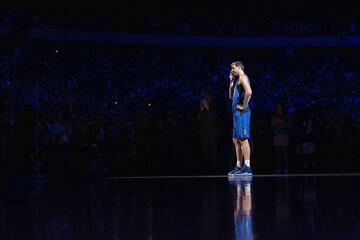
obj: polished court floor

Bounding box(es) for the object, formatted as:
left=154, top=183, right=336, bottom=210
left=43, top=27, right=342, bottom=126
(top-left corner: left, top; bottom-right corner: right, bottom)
left=1, top=174, right=360, bottom=239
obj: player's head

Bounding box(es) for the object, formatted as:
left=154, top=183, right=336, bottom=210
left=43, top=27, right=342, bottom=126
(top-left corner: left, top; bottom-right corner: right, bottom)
left=230, top=61, right=245, bottom=76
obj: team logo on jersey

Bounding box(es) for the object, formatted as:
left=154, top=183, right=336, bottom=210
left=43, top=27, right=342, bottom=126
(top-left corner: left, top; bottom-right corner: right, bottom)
left=242, top=129, right=247, bottom=135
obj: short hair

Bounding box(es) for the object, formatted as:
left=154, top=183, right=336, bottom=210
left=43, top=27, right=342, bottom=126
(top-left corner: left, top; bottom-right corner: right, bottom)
left=231, top=61, right=244, bottom=71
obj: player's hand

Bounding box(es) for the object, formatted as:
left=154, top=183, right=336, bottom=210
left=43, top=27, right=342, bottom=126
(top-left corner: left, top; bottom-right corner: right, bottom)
left=229, top=72, right=234, bottom=82
left=229, top=74, right=235, bottom=88
left=236, top=104, right=245, bottom=111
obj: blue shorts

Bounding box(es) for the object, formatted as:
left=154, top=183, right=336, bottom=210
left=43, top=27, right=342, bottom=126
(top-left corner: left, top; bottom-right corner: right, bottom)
left=233, top=110, right=251, bottom=139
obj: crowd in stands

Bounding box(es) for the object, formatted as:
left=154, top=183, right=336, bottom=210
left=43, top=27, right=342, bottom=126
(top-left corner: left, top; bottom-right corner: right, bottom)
left=0, top=42, right=359, bottom=177
left=1, top=10, right=358, bottom=36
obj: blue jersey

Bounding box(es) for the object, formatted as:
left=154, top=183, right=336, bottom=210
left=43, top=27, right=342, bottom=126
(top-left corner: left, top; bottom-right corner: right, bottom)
left=232, top=78, right=251, bottom=113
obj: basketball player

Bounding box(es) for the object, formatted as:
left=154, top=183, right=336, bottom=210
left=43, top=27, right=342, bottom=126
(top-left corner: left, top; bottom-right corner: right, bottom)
left=228, top=61, right=253, bottom=176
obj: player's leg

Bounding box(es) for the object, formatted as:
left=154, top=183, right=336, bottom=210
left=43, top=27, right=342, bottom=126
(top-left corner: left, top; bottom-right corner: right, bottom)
left=241, top=139, right=251, bottom=162
left=234, top=138, right=243, bottom=165
left=228, top=138, right=243, bottom=176
left=240, top=138, right=252, bottom=175
left=236, top=110, right=252, bottom=175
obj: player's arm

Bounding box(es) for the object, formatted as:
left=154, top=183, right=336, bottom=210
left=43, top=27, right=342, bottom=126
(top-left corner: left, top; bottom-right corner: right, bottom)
left=229, top=73, right=235, bottom=100
left=240, top=75, right=252, bottom=108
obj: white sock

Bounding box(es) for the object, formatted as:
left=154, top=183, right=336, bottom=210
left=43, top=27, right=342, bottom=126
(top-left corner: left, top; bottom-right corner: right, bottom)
left=236, top=160, right=241, bottom=167
left=244, top=160, right=250, bottom=167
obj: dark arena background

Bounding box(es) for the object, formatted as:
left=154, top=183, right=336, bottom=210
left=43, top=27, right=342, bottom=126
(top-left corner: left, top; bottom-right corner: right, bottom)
left=0, top=2, right=360, bottom=239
